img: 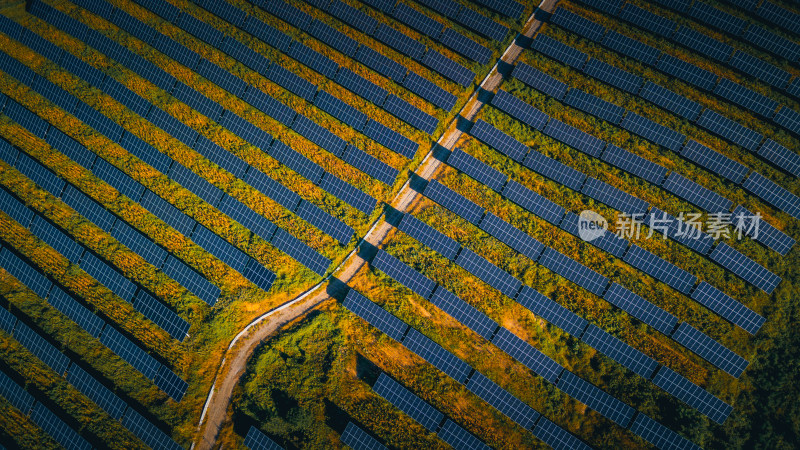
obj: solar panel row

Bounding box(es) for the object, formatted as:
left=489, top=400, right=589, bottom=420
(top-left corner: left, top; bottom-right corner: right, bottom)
left=403, top=328, right=472, bottom=384
left=512, top=62, right=568, bottom=100
left=429, top=287, right=498, bottom=340
left=563, top=88, right=625, bottom=124
left=583, top=324, right=658, bottom=378
left=424, top=180, right=484, bottom=225
left=742, top=172, right=800, bottom=220
left=244, top=426, right=284, bottom=450
left=661, top=172, right=733, bottom=214
left=731, top=204, right=795, bottom=256
left=491, top=89, right=548, bottom=131
left=672, top=322, right=748, bottom=378
left=560, top=212, right=629, bottom=258
left=447, top=149, right=507, bottom=192
left=581, top=177, right=649, bottom=216
left=343, top=289, right=409, bottom=341
left=653, top=367, right=732, bottom=424
left=373, top=373, right=444, bottom=432
left=709, top=242, right=781, bottom=294
left=372, top=250, right=436, bottom=299
left=502, top=180, right=566, bottom=226
left=604, top=283, right=678, bottom=336
left=600, top=144, right=668, bottom=186
left=623, top=244, right=697, bottom=295
left=691, top=281, right=764, bottom=335
left=479, top=212, right=545, bottom=262
left=557, top=370, right=636, bottom=427
left=397, top=213, right=460, bottom=260
left=644, top=207, right=715, bottom=256
left=583, top=57, right=643, bottom=94
left=492, top=327, right=564, bottom=383
left=539, top=247, right=609, bottom=297
left=543, top=118, right=605, bottom=158
left=456, top=248, right=522, bottom=298
left=680, top=140, right=748, bottom=184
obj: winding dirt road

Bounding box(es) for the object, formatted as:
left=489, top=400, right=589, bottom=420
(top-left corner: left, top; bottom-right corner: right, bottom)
left=191, top=3, right=557, bottom=447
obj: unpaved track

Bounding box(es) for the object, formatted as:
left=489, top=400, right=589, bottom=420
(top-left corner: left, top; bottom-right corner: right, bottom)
left=192, top=3, right=557, bottom=447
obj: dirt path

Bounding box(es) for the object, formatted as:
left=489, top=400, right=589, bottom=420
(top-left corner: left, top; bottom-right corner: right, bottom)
left=191, top=3, right=557, bottom=447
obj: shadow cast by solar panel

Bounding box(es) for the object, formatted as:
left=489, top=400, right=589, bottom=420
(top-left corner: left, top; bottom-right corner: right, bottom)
left=326, top=277, right=350, bottom=302
left=322, top=399, right=352, bottom=434
left=431, top=143, right=450, bottom=163
left=355, top=353, right=381, bottom=386
left=357, top=241, right=378, bottom=264
left=496, top=60, right=515, bottom=79
left=477, top=87, right=497, bottom=104
left=383, top=205, right=404, bottom=227
left=456, top=115, right=474, bottom=133
left=408, top=173, right=429, bottom=194
left=514, top=33, right=533, bottom=49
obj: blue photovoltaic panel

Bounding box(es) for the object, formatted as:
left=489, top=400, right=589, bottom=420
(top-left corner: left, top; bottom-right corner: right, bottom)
left=662, top=172, right=733, bottom=213
left=502, top=180, right=566, bottom=225
left=62, top=185, right=117, bottom=232
left=192, top=225, right=248, bottom=273
left=580, top=0, right=622, bottom=15
left=218, top=195, right=277, bottom=243
left=0, top=187, right=34, bottom=227
left=688, top=2, right=745, bottom=35
left=600, top=144, right=667, bottom=186
left=491, top=90, right=548, bottom=131
left=470, top=119, right=529, bottom=162
left=0, top=138, right=18, bottom=166
left=80, top=252, right=137, bottom=302
left=335, top=67, right=387, bottom=106
left=691, top=281, right=764, bottom=335
left=543, top=118, right=605, bottom=157
left=456, top=248, right=521, bottom=298
left=172, top=82, right=223, bottom=121
left=292, top=115, right=347, bottom=156
left=263, top=0, right=312, bottom=29
left=653, top=367, right=732, bottom=424
left=403, top=71, right=457, bottom=111
left=0, top=370, right=33, bottom=414
left=92, top=158, right=144, bottom=201
left=372, top=373, right=444, bottom=432
left=122, top=409, right=183, bottom=450
left=582, top=324, right=658, bottom=378
left=221, top=110, right=270, bottom=149
left=355, top=45, right=407, bottom=83
left=319, top=173, right=376, bottom=214
left=135, top=0, right=181, bottom=22
left=343, top=289, right=408, bottom=341
left=550, top=8, right=606, bottom=42
left=714, top=78, right=778, bottom=119
left=473, top=0, right=524, bottom=18
left=4, top=100, right=49, bottom=140
left=397, top=213, right=460, bottom=260
left=48, top=286, right=105, bottom=338
left=581, top=177, right=649, bottom=215
left=557, top=370, right=635, bottom=427
left=269, top=141, right=324, bottom=184
left=360, top=0, right=395, bottom=14
left=14, top=321, right=70, bottom=375
left=512, top=62, right=568, bottom=100
left=314, top=91, right=368, bottom=131
left=602, top=30, right=659, bottom=66
left=119, top=133, right=173, bottom=175
left=15, top=153, right=65, bottom=198
left=308, top=19, right=358, bottom=57
left=618, top=3, right=676, bottom=38
left=0, top=12, right=23, bottom=40
left=147, top=107, right=198, bottom=147
left=455, top=6, right=508, bottom=41
left=140, top=189, right=195, bottom=236
left=732, top=204, right=794, bottom=256
left=403, top=328, right=471, bottom=383
left=517, top=286, right=587, bottom=336
left=630, top=413, right=701, bottom=450
left=0, top=304, right=15, bottom=333
left=30, top=403, right=91, bottom=450
left=101, top=77, right=151, bottom=118
left=153, top=364, right=187, bottom=402
left=673, top=322, right=748, bottom=377
left=439, top=420, right=490, bottom=450
left=645, top=207, right=715, bottom=255
left=493, top=327, right=563, bottom=382
left=531, top=34, right=588, bottom=69
left=32, top=75, right=76, bottom=113
left=271, top=228, right=329, bottom=275
left=242, top=87, right=296, bottom=127
left=363, top=119, right=417, bottom=159
left=743, top=172, right=800, bottom=220
left=533, top=417, right=591, bottom=450
left=563, top=88, right=625, bottom=124
left=150, top=33, right=201, bottom=69
left=373, top=249, right=435, bottom=299
left=424, top=180, right=484, bottom=225
left=340, top=422, right=385, bottom=450
left=266, top=64, right=317, bottom=102
left=729, top=51, right=791, bottom=89
left=244, top=168, right=302, bottom=211
left=479, top=213, right=544, bottom=261
left=242, top=16, right=292, bottom=52
left=176, top=11, right=224, bottom=46
left=697, top=110, right=763, bottom=152
left=199, top=0, right=247, bottom=26
left=681, top=140, right=748, bottom=184
left=559, top=211, right=629, bottom=258
left=429, top=287, right=498, bottom=340
left=639, top=82, right=703, bottom=122
left=287, top=42, right=339, bottom=79
left=393, top=3, right=443, bottom=38
left=67, top=365, right=127, bottom=419
left=620, top=112, right=685, bottom=152
left=244, top=426, right=283, bottom=450
left=438, top=28, right=491, bottom=65
left=112, top=221, right=168, bottom=268
left=162, top=256, right=220, bottom=305
left=61, top=51, right=106, bottom=87
left=757, top=1, right=800, bottom=36
left=744, top=24, right=800, bottom=62
left=46, top=129, right=95, bottom=170
left=448, top=149, right=507, bottom=192
left=539, top=247, right=609, bottom=297
left=31, top=215, right=83, bottom=264
left=583, top=58, right=643, bottom=94
left=710, top=242, right=780, bottom=294
left=774, top=107, right=800, bottom=136
left=101, top=326, right=160, bottom=379
left=415, top=0, right=459, bottom=18
left=295, top=200, right=353, bottom=245
left=0, top=248, right=53, bottom=298
left=384, top=94, right=438, bottom=134
left=133, top=290, right=189, bottom=341
left=467, top=372, right=540, bottom=429
left=604, top=283, right=678, bottom=335
left=241, top=258, right=276, bottom=292
left=193, top=136, right=248, bottom=179
left=624, top=244, right=697, bottom=294
left=672, top=26, right=732, bottom=62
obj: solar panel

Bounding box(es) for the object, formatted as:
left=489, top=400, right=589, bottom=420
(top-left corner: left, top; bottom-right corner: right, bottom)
left=630, top=413, right=701, bottom=450
left=101, top=325, right=160, bottom=379
left=681, top=140, right=748, bottom=184
left=140, top=189, right=195, bottom=236
left=710, top=242, right=780, bottom=294
left=15, top=153, right=65, bottom=198
left=563, top=88, right=624, bottom=124
left=60, top=52, right=106, bottom=87
left=414, top=0, right=460, bottom=18
left=67, top=365, right=127, bottom=419
left=456, top=248, right=521, bottom=298
left=101, top=77, right=152, bottom=118
left=327, top=0, right=378, bottom=35
left=621, top=111, right=685, bottom=152
left=714, top=78, right=778, bottom=119
left=429, top=287, right=498, bottom=340
left=48, top=286, right=105, bottom=338
left=539, top=247, right=609, bottom=296
left=241, top=87, right=295, bottom=127
left=691, top=281, right=764, bottom=335
left=0, top=370, right=33, bottom=414
left=697, top=110, right=762, bottom=152
left=729, top=51, right=791, bottom=89
left=599, top=144, right=666, bottom=186
left=244, top=426, right=283, bottom=450
left=319, top=173, right=376, bottom=214
left=308, top=19, right=358, bottom=57
left=162, top=256, right=220, bottom=306
left=732, top=204, right=794, bottom=256
left=653, top=367, right=732, bottom=424
left=192, top=225, right=249, bottom=273
left=688, top=3, right=745, bottom=36
left=0, top=138, right=16, bottom=166
left=397, top=213, right=459, bottom=260
left=153, top=363, right=187, bottom=401
left=448, top=149, right=506, bottom=192
left=550, top=8, right=606, bottom=42
left=384, top=94, right=438, bottom=134
left=218, top=195, right=277, bottom=243
left=774, top=107, right=800, bottom=136
left=62, top=186, right=116, bottom=233
left=531, top=34, right=588, bottom=70
left=672, top=26, right=732, bottom=62
left=516, top=288, right=583, bottom=336
left=662, top=172, right=733, bottom=213
left=438, top=419, right=490, bottom=450
left=4, top=100, right=49, bottom=140
left=147, top=106, right=198, bottom=147
left=602, top=30, right=660, bottom=66
left=372, top=249, right=436, bottom=299
left=193, top=136, right=247, bottom=178
left=403, top=72, right=457, bottom=111
left=424, top=180, right=484, bottom=225
left=292, top=114, right=347, bottom=156
left=133, top=290, right=189, bottom=341
left=557, top=370, right=635, bottom=427
left=673, top=322, right=748, bottom=378
left=263, top=0, right=312, bottom=29
left=471, top=0, right=524, bottom=18
left=0, top=12, right=23, bottom=40
left=150, top=33, right=201, bottom=69
left=13, top=321, right=70, bottom=375
left=314, top=91, right=368, bottom=131
left=336, top=68, right=387, bottom=107
left=242, top=16, right=292, bottom=53
left=491, top=90, right=548, bottom=131
left=221, top=37, right=271, bottom=76
left=119, top=133, right=173, bottom=174
left=604, top=283, right=678, bottom=335
left=266, top=64, right=317, bottom=102
left=272, top=228, right=329, bottom=275
left=393, top=3, right=443, bottom=38
left=242, top=258, right=276, bottom=292
left=466, top=372, right=539, bottom=429
left=533, top=416, right=591, bottom=450
left=269, top=140, right=324, bottom=184
left=502, top=180, right=566, bottom=225
left=92, top=158, right=144, bottom=201
left=639, top=82, right=702, bottom=122
left=583, top=58, right=643, bottom=94
left=480, top=213, right=544, bottom=262
left=340, top=422, right=386, bottom=450
left=757, top=1, right=800, bottom=36
left=46, top=128, right=95, bottom=170
left=31, top=215, right=83, bottom=264
left=0, top=248, right=52, bottom=298
left=288, top=42, right=340, bottom=79
left=135, top=0, right=181, bottom=22
left=0, top=187, right=34, bottom=227
left=512, top=62, right=568, bottom=100
left=32, top=75, right=76, bottom=113
left=618, top=3, right=676, bottom=38
left=80, top=251, right=138, bottom=302
left=493, top=327, right=563, bottom=382
left=470, top=119, right=529, bottom=162
left=343, top=289, right=408, bottom=341
left=122, top=409, right=183, bottom=450
left=438, top=28, right=491, bottom=65
left=355, top=45, right=407, bottom=83
left=579, top=0, right=622, bottom=15
left=582, top=324, right=658, bottom=378
left=295, top=200, right=353, bottom=244
left=645, top=207, right=715, bottom=255
left=198, top=0, right=247, bottom=26
left=403, top=328, right=472, bottom=383
left=244, top=167, right=302, bottom=211
left=543, top=118, right=605, bottom=157
left=31, top=403, right=91, bottom=450
left=624, top=244, right=697, bottom=294
left=581, top=177, right=649, bottom=215
left=743, top=172, right=800, bottom=220
left=455, top=6, right=508, bottom=41
left=560, top=211, right=630, bottom=257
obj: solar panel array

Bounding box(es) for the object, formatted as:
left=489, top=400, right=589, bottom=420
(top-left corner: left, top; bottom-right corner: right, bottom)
left=429, top=287, right=498, bottom=340
left=373, top=373, right=444, bottom=431
left=543, top=118, right=605, bottom=157
left=403, top=328, right=472, bottom=384
left=343, top=289, right=409, bottom=342
left=372, top=249, right=436, bottom=299
left=630, top=413, right=701, bottom=450
left=709, top=242, right=781, bottom=294
left=424, top=180, right=484, bottom=225
left=466, top=372, right=540, bottom=429
left=620, top=112, right=685, bottom=152
left=438, top=419, right=490, bottom=450
left=681, top=140, right=748, bottom=184
left=582, top=324, right=658, bottom=379
left=583, top=57, right=643, bottom=94
left=743, top=172, right=800, bottom=220
left=30, top=402, right=91, bottom=450
left=512, top=62, right=568, bottom=100
left=66, top=365, right=127, bottom=420
left=340, top=422, right=386, bottom=450
left=448, top=149, right=507, bottom=192
left=604, top=283, right=678, bottom=335
left=564, top=88, right=625, bottom=124
left=731, top=205, right=795, bottom=256
left=653, top=367, right=732, bottom=424
left=539, top=247, right=609, bottom=297
left=492, top=327, right=564, bottom=383
left=455, top=248, right=522, bottom=298
left=517, top=286, right=588, bottom=337
left=557, top=370, right=636, bottom=427
left=691, top=282, right=764, bottom=335
left=397, top=213, right=460, bottom=260
left=624, top=244, right=697, bottom=294
left=662, top=172, right=733, bottom=214
left=672, top=322, right=748, bottom=378
left=600, top=144, right=668, bottom=186
left=479, top=212, right=544, bottom=262
left=581, top=177, right=649, bottom=216
left=644, top=208, right=715, bottom=255
left=491, top=89, right=548, bottom=131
